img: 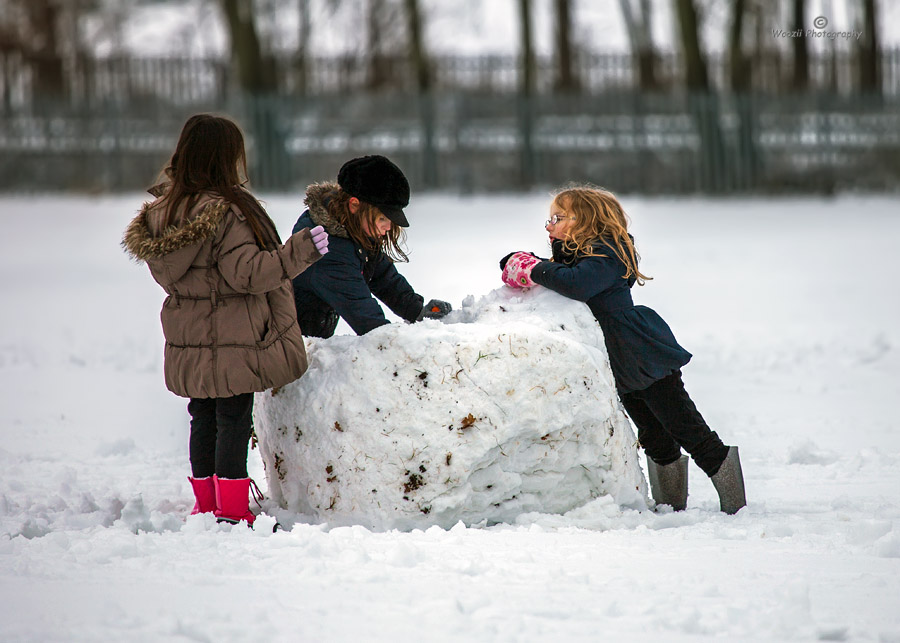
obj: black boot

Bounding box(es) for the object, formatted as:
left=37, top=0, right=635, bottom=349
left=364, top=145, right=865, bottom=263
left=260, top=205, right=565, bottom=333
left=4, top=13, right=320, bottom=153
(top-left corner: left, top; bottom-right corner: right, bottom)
left=647, top=454, right=689, bottom=511
left=710, top=446, right=746, bottom=515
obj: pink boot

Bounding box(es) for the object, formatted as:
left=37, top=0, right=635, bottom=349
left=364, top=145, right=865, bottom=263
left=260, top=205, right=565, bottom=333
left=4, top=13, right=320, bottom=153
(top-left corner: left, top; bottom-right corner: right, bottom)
left=213, top=476, right=256, bottom=526
left=188, top=476, right=217, bottom=514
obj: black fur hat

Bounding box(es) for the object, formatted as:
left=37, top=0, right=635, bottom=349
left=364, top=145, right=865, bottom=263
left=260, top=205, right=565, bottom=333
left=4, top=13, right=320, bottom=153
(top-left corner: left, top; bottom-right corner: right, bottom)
left=337, top=155, right=410, bottom=227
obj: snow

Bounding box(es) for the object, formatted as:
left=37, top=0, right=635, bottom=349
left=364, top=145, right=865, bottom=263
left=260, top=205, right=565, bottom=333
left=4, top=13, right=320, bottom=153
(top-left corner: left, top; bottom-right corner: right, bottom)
left=2, top=192, right=900, bottom=641
left=255, top=287, right=647, bottom=530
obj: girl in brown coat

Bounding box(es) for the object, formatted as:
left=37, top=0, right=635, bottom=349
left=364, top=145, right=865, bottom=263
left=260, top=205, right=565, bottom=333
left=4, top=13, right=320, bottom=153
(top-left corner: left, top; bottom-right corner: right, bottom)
left=123, top=114, right=328, bottom=526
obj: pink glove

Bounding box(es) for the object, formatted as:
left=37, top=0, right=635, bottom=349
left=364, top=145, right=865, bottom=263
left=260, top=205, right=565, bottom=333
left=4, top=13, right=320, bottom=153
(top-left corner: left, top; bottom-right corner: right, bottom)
left=502, top=252, right=540, bottom=288
left=309, top=225, right=329, bottom=255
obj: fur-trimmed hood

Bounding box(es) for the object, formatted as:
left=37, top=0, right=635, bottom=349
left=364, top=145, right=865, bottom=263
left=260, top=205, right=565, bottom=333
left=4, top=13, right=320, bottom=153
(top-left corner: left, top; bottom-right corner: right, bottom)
left=303, top=182, right=350, bottom=240
left=122, top=191, right=232, bottom=289
left=123, top=184, right=323, bottom=399
left=122, top=197, right=228, bottom=263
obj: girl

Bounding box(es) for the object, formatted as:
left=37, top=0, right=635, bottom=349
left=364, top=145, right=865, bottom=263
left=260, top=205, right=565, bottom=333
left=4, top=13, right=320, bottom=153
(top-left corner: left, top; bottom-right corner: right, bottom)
left=291, top=154, right=451, bottom=338
left=500, top=186, right=746, bottom=514
left=122, top=114, right=329, bottom=526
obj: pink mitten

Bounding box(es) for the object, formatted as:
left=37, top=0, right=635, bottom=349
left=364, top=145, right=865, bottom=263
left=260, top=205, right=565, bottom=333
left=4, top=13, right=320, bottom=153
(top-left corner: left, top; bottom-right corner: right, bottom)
left=309, top=225, right=329, bottom=255
left=502, top=252, right=540, bottom=288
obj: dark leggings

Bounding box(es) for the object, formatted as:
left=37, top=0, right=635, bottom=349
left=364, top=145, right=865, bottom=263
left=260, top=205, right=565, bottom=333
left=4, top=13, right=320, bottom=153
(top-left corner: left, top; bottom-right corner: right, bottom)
left=620, top=371, right=729, bottom=477
left=187, top=393, right=254, bottom=479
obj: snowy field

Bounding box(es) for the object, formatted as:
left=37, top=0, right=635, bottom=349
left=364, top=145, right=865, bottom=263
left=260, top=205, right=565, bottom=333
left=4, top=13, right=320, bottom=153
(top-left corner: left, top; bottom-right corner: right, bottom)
left=1, top=191, right=899, bottom=642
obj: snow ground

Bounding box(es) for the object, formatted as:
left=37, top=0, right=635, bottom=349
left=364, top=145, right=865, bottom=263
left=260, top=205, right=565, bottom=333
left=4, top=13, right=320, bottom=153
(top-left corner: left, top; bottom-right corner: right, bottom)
left=1, top=192, right=899, bottom=642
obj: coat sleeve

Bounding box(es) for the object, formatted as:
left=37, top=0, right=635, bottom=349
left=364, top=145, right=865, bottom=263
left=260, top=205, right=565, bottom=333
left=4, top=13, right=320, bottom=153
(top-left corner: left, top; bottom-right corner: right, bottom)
left=530, top=256, right=622, bottom=302
left=294, top=240, right=394, bottom=336
left=368, top=253, right=424, bottom=323
left=216, top=210, right=323, bottom=295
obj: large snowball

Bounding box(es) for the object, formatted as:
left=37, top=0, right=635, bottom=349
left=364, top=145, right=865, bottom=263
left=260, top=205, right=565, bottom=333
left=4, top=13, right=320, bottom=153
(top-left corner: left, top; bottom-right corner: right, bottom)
left=255, top=287, right=649, bottom=530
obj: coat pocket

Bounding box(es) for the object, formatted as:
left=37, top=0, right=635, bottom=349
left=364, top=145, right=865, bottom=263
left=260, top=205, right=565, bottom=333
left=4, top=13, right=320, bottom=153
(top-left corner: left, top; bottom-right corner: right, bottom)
left=243, top=295, right=275, bottom=347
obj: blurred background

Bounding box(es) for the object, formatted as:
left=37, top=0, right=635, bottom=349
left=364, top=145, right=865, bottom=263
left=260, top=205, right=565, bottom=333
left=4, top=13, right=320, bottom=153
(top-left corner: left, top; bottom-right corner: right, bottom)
left=1, top=0, right=898, bottom=195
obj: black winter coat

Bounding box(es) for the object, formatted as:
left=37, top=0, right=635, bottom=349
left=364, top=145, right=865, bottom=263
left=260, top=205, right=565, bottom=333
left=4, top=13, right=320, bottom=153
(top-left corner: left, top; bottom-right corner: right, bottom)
left=529, top=238, right=691, bottom=394
left=291, top=183, right=424, bottom=338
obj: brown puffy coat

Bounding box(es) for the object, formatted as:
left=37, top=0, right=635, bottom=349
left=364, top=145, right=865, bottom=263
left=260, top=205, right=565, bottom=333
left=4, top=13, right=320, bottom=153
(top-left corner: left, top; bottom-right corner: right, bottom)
left=122, top=188, right=322, bottom=399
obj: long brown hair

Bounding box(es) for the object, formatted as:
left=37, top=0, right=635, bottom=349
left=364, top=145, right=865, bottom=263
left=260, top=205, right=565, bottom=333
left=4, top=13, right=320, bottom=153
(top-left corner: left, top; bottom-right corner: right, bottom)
left=325, top=189, right=410, bottom=262
left=553, top=186, right=652, bottom=285
left=159, top=114, right=277, bottom=249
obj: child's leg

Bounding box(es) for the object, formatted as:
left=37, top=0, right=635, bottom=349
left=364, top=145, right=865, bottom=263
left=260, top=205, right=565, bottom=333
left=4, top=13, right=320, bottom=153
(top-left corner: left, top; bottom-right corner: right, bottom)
left=187, top=397, right=217, bottom=478
left=620, top=393, right=682, bottom=466
left=213, top=393, right=254, bottom=479
left=633, top=371, right=730, bottom=478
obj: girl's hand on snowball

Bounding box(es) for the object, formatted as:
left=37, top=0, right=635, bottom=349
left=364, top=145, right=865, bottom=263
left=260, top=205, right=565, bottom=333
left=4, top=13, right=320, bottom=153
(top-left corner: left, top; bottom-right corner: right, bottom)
left=502, top=252, right=540, bottom=289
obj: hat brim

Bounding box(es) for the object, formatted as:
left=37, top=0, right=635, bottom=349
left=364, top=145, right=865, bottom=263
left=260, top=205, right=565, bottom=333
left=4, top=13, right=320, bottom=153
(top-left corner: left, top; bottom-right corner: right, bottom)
left=378, top=204, right=409, bottom=228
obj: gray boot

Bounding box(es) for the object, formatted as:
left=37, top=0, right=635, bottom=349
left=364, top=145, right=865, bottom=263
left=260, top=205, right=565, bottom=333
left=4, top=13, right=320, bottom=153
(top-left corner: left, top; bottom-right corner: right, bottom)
left=646, top=454, right=689, bottom=511
left=710, top=446, right=747, bottom=515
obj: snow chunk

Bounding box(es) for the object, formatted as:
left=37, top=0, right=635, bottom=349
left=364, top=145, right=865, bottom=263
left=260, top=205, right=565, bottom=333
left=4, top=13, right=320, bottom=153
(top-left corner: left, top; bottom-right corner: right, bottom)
left=787, top=440, right=840, bottom=466
left=255, top=287, right=649, bottom=530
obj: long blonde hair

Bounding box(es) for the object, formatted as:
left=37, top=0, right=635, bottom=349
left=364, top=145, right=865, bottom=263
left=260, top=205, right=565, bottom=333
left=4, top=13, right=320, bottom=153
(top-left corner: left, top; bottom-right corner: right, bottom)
left=552, top=186, right=651, bottom=285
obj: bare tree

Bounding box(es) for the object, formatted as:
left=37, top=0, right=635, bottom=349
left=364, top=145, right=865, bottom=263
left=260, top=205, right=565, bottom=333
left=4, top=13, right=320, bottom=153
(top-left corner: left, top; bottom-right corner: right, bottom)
left=674, top=0, right=708, bottom=90
left=404, top=0, right=429, bottom=91
left=365, top=0, right=406, bottom=90
left=674, top=0, right=730, bottom=192
left=858, top=0, right=880, bottom=94
left=728, top=0, right=750, bottom=91
left=402, top=0, right=437, bottom=186
left=295, top=0, right=311, bottom=93
left=518, top=0, right=535, bottom=187
left=0, top=0, right=66, bottom=98
left=3, top=0, right=105, bottom=99
left=554, top=0, right=578, bottom=91
left=618, top=0, right=657, bottom=90
left=220, top=0, right=275, bottom=93
left=791, top=0, right=808, bottom=91
left=519, top=0, right=535, bottom=96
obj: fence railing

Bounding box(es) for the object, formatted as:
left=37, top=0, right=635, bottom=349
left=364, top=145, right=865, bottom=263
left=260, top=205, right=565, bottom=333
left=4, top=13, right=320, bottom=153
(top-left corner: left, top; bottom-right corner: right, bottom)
left=2, top=48, right=900, bottom=110
left=2, top=92, right=898, bottom=194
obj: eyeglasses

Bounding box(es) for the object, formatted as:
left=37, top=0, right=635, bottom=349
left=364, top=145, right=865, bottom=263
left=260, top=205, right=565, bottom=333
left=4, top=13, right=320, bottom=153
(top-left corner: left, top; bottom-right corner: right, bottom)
left=545, top=214, right=574, bottom=226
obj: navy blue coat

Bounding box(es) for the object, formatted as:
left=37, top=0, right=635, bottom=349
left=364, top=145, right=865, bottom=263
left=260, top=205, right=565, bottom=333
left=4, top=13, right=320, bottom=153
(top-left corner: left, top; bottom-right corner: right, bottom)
left=292, top=210, right=423, bottom=338
left=529, top=239, right=691, bottom=394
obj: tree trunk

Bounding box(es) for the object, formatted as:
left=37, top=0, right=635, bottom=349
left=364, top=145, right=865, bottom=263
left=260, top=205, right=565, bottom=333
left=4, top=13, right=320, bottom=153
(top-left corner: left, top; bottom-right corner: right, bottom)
left=404, top=0, right=429, bottom=91
left=296, top=0, right=311, bottom=94
left=403, top=0, right=437, bottom=187
left=518, top=0, right=535, bottom=188
left=618, top=0, right=657, bottom=90
left=858, top=0, right=880, bottom=94
left=554, top=0, right=577, bottom=91
left=674, top=0, right=708, bottom=91
left=674, top=0, right=729, bottom=192
left=28, top=0, right=66, bottom=99
left=366, top=0, right=391, bottom=90
left=791, top=0, right=809, bottom=91
left=219, top=0, right=275, bottom=94
left=728, top=0, right=750, bottom=91
left=519, top=0, right=535, bottom=96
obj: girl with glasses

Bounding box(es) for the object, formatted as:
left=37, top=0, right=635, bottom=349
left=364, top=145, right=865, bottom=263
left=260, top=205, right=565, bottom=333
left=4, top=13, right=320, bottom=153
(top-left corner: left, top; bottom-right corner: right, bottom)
left=500, top=186, right=746, bottom=514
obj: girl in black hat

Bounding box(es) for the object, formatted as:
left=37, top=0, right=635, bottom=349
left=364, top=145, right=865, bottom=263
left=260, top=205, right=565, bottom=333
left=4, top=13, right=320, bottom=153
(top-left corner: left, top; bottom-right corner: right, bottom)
left=291, top=155, right=451, bottom=337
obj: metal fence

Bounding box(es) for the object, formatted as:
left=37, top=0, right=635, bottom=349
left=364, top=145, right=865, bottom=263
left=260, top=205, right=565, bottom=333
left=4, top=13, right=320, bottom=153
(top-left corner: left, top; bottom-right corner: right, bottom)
left=3, top=48, right=900, bottom=109
left=2, top=91, right=899, bottom=194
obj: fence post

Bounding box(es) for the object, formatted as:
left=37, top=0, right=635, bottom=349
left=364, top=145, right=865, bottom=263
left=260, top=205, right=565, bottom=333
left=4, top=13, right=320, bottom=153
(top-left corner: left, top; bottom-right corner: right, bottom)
left=733, top=93, right=760, bottom=191
left=245, top=94, right=293, bottom=191
left=419, top=91, right=438, bottom=188
left=690, top=92, right=728, bottom=193
left=518, top=94, right=535, bottom=189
